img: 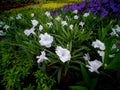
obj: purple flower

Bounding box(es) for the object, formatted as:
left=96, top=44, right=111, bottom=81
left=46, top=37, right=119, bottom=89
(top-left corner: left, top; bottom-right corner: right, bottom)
left=100, top=8, right=108, bottom=17
left=63, top=1, right=85, bottom=12
left=101, top=0, right=108, bottom=3
left=49, top=0, right=120, bottom=18
left=110, top=1, right=118, bottom=12
left=87, top=8, right=97, bottom=13
left=77, top=1, right=86, bottom=10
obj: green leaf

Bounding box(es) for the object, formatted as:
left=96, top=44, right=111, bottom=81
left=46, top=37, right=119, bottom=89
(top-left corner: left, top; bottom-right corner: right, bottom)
left=107, top=53, right=120, bottom=69
left=69, top=86, right=88, bottom=90
left=69, top=66, right=81, bottom=71
left=80, top=64, right=90, bottom=86
left=90, top=77, right=98, bottom=90
left=72, top=46, right=89, bottom=55
left=104, top=36, right=116, bottom=63
left=57, top=68, right=62, bottom=84
left=46, top=50, right=58, bottom=59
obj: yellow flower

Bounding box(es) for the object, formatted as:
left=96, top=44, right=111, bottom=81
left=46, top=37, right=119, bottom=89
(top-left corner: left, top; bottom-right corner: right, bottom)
left=41, top=3, right=69, bottom=9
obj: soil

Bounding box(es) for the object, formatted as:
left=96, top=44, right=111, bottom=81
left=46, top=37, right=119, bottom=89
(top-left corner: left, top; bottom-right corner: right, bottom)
left=0, top=2, right=45, bottom=10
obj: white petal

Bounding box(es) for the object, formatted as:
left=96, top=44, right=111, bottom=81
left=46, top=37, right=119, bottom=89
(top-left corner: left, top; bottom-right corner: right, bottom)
left=83, top=12, right=90, bottom=17
left=39, top=33, right=53, bottom=48
left=39, top=25, right=43, bottom=31
left=56, top=46, right=71, bottom=63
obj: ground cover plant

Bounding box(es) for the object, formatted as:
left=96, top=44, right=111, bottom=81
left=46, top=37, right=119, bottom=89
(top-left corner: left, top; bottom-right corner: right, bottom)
left=0, top=0, right=120, bottom=90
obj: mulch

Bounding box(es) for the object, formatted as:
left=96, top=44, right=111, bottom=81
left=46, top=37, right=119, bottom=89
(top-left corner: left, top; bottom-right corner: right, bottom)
left=0, top=2, right=44, bottom=10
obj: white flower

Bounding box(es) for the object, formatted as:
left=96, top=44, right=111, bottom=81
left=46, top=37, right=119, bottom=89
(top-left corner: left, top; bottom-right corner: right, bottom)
left=111, top=44, right=119, bottom=52
left=16, top=13, right=22, bottom=19
left=36, top=51, right=48, bottom=63
left=45, top=11, right=52, bottom=19
left=83, top=12, right=90, bottom=17
left=73, top=10, right=78, bottom=14
left=3, top=25, right=10, bottom=30
left=39, top=25, right=43, bottom=31
left=55, top=16, right=61, bottom=21
left=65, top=16, right=69, bottom=20
left=45, top=11, right=51, bottom=17
left=0, top=21, right=4, bottom=27
left=97, top=50, right=105, bottom=62
left=92, top=39, right=105, bottom=50
left=24, top=27, right=35, bottom=36
left=0, top=30, right=6, bottom=36
left=111, top=44, right=117, bottom=49
left=83, top=53, right=90, bottom=61
left=79, top=21, right=85, bottom=27
left=86, top=60, right=103, bottom=73
left=31, top=19, right=39, bottom=27
left=69, top=24, right=74, bottom=30
left=110, top=28, right=119, bottom=37
left=109, top=54, right=115, bottom=58
left=61, top=21, right=68, bottom=26
left=47, top=22, right=53, bottom=28
left=0, top=21, right=3, bottom=25
left=39, top=33, right=53, bottom=48
left=55, top=46, right=71, bottom=63
left=31, top=13, right=34, bottom=17
left=74, top=15, right=79, bottom=19
left=116, top=25, right=120, bottom=33
left=97, top=51, right=104, bottom=57
left=93, top=17, right=96, bottom=19
left=24, top=29, right=30, bottom=36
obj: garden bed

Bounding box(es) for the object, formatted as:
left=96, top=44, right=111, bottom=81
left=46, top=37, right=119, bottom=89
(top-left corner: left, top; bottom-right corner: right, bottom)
left=0, top=0, right=120, bottom=90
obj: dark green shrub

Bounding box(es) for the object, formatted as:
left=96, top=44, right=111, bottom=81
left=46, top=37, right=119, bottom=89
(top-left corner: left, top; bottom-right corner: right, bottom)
left=0, top=0, right=35, bottom=5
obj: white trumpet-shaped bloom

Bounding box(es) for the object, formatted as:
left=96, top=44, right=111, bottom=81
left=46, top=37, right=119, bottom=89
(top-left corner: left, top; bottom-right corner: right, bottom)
left=92, top=39, right=105, bottom=50
left=83, top=12, right=90, bottom=17
left=116, top=25, right=120, bottom=33
left=31, top=13, right=34, bottom=17
left=69, top=24, right=74, bottom=30
left=73, top=10, right=78, bottom=14
left=74, top=15, right=79, bottom=19
left=36, top=51, right=48, bottom=63
left=79, top=21, right=85, bottom=27
left=97, top=50, right=105, bottom=62
left=39, top=25, right=43, bottom=31
left=31, top=19, right=38, bottom=27
left=0, top=30, right=6, bottom=36
left=16, top=13, right=22, bottom=19
left=83, top=53, right=90, bottom=61
left=110, top=28, right=119, bottom=37
left=3, top=25, right=10, bottom=30
left=39, top=33, right=53, bottom=48
left=55, top=16, right=61, bottom=21
left=55, top=46, right=71, bottom=63
left=45, top=11, right=51, bottom=17
left=61, top=21, right=68, bottom=26
left=47, top=22, right=53, bottom=28
left=24, top=27, right=35, bottom=36
left=86, top=60, right=103, bottom=73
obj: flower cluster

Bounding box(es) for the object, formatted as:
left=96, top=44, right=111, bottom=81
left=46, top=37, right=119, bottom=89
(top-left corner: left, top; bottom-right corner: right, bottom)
left=110, top=25, right=120, bottom=37
left=0, top=21, right=10, bottom=36
left=23, top=11, right=72, bottom=63
left=50, top=0, right=120, bottom=17
left=83, top=39, right=105, bottom=73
